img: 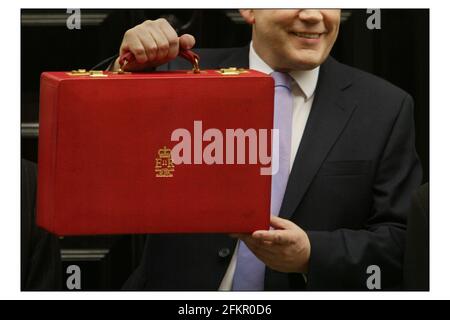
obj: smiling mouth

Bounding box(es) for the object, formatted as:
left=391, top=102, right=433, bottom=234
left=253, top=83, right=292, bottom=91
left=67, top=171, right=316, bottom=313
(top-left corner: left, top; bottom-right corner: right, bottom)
left=291, top=32, right=322, bottom=39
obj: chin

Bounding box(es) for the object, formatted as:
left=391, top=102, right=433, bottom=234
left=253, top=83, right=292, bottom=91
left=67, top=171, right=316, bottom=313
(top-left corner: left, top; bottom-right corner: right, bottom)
left=288, top=58, right=321, bottom=71
left=290, top=52, right=325, bottom=70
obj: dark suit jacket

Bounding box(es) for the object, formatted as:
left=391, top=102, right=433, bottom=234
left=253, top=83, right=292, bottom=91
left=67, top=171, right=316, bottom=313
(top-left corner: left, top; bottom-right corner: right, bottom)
left=112, top=46, right=422, bottom=290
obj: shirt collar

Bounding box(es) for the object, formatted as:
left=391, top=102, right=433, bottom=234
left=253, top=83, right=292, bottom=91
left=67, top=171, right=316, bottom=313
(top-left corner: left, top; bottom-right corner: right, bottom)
left=249, top=41, right=320, bottom=101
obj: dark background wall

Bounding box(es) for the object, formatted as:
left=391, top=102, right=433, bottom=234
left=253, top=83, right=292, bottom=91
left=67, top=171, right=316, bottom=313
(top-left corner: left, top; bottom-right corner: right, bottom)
left=21, top=9, right=429, bottom=290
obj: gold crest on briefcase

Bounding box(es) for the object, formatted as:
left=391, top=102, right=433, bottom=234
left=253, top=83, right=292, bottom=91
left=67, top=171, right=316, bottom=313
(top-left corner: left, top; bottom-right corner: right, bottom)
left=155, top=146, right=175, bottom=178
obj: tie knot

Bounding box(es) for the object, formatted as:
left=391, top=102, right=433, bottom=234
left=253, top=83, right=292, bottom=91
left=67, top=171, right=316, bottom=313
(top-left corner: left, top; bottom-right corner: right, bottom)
left=271, top=71, right=291, bottom=90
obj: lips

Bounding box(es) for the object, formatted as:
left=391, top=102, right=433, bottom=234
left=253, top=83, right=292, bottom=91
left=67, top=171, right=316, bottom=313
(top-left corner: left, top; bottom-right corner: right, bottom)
left=292, top=32, right=322, bottom=39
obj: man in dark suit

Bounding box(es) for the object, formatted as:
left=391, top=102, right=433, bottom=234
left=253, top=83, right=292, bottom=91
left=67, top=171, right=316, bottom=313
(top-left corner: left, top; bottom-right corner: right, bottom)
left=105, top=9, right=422, bottom=290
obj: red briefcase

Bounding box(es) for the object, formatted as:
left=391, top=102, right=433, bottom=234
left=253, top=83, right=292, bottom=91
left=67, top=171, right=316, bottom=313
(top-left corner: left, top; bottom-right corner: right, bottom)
left=36, top=51, right=274, bottom=235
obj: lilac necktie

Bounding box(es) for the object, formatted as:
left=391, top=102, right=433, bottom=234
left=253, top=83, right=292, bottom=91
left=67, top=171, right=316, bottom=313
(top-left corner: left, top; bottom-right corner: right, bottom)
left=232, top=71, right=293, bottom=290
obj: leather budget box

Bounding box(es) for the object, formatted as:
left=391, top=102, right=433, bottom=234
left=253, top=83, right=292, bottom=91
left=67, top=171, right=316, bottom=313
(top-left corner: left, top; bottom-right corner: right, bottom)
left=36, top=66, right=274, bottom=235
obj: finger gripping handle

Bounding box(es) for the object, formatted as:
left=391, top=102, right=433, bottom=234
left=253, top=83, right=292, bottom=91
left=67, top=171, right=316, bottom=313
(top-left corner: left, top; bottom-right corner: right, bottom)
left=119, top=49, right=200, bottom=73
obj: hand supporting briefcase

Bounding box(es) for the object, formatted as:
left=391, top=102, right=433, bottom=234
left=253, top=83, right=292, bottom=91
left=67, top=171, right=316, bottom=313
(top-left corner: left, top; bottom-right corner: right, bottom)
left=36, top=50, right=274, bottom=235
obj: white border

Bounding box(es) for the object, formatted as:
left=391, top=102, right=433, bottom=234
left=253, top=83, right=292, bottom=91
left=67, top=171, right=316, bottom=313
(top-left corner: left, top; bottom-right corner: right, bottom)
left=1, top=1, right=448, bottom=300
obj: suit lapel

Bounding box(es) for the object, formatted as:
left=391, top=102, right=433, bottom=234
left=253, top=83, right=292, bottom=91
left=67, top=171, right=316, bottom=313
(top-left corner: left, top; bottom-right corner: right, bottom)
left=279, top=57, right=358, bottom=220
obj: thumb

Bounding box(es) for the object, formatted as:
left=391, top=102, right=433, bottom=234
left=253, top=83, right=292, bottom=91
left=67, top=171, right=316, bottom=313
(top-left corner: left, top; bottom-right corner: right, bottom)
left=270, top=215, right=297, bottom=230
left=179, top=34, right=196, bottom=50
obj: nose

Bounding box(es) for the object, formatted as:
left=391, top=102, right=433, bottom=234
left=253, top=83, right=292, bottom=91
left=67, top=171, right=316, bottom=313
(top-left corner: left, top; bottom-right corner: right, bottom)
left=298, top=10, right=323, bottom=24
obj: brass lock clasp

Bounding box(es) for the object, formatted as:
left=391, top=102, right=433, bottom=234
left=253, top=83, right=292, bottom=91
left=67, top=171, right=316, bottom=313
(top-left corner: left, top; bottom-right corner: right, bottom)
left=67, top=69, right=108, bottom=77
left=217, top=67, right=248, bottom=75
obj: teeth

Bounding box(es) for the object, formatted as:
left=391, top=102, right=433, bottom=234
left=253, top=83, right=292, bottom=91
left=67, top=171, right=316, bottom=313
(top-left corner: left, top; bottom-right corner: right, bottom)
left=294, top=32, right=320, bottom=39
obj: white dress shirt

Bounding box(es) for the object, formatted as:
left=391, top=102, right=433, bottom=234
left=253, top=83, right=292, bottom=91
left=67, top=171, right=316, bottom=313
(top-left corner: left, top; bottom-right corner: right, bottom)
left=218, top=42, right=320, bottom=290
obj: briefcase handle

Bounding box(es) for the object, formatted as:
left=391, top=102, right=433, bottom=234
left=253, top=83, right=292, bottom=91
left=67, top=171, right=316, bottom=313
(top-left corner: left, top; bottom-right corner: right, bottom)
left=119, top=49, right=200, bottom=73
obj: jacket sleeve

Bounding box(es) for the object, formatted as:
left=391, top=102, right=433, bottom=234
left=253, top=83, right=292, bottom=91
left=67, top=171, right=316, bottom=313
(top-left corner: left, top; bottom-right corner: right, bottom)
left=305, top=94, right=422, bottom=290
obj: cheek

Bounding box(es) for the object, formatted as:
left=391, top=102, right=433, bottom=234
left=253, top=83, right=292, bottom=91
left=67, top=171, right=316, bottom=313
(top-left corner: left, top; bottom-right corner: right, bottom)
left=331, top=22, right=340, bottom=38
left=322, top=11, right=340, bottom=32
left=324, top=32, right=338, bottom=48
left=323, top=10, right=341, bottom=23
left=258, top=21, right=284, bottom=42
left=322, top=21, right=339, bottom=52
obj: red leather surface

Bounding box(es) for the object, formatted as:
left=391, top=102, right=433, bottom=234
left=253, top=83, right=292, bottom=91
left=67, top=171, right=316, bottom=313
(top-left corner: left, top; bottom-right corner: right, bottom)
left=37, top=70, right=274, bottom=235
